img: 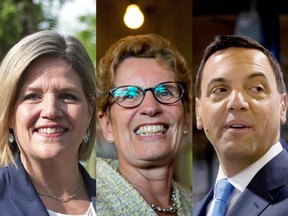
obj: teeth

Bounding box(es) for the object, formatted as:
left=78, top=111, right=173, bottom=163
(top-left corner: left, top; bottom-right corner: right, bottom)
left=38, top=128, right=65, bottom=134
left=135, top=125, right=167, bottom=136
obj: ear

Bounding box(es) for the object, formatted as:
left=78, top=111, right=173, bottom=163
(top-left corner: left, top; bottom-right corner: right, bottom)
left=195, top=97, right=203, bottom=130
left=97, top=110, right=114, bottom=143
left=280, top=93, right=287, bottom=125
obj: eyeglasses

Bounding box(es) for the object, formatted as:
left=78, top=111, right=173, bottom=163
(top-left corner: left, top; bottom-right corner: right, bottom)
left=108, top=81, right=186, bottom=108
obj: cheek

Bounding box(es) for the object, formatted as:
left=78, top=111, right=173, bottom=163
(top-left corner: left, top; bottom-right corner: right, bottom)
left=199, top=110, right=221, bottom=136
left=109, top=107, right=136, bottom=133
left=66, top=104, right=90, bottom=122
left=166, top=106, right=186, bottom=126
left=13, top=106, right=35, bottom=128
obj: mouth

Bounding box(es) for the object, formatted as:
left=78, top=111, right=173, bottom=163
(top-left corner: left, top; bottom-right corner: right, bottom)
left=134, top=125, right=168, bottom=136
left=228, top=124, right=246, bottom=129
left=226, top=120, right=251, bottom=130
left=36, top=127, right=67, bottom=134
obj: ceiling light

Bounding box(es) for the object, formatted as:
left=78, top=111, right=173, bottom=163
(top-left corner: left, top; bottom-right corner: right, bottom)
left=123, top=4, right=144, bottom=29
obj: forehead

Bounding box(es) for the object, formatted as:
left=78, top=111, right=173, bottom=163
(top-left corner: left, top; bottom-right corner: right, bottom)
left=20, top=56, right=81, bottom=89
left=202, top=47, right=275, bottom=84
left=27, top=56, right=71, bottom=74
left=114, top=57, right=175, bottom=86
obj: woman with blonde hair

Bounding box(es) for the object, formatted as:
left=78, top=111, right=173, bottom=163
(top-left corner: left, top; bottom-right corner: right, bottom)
left=0, top=29, right=96, bottom=215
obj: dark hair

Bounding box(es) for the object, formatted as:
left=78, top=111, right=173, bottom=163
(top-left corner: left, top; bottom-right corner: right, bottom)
left=195, top=35, right=286, bottom=98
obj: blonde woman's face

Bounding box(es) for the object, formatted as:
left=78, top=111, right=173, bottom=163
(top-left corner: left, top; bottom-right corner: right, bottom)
left=10, top=56, right=93, bottom=164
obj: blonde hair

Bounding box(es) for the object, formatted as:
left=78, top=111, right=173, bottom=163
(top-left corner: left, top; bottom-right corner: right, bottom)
left=96, top=33, right=192, bottom=113
left=0, top=29, right=96, bottom=167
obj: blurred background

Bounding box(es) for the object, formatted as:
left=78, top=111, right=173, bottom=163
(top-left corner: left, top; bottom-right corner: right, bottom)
left=0, top=0, right=96, bottom=177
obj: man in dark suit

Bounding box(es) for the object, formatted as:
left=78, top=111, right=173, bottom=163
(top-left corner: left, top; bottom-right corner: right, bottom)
left=193, top=35, right=288, bottom=215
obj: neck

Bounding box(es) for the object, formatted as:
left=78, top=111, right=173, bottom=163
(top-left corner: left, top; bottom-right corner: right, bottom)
left=19, top=154, right=91, bottom=214
left=20, top=153, right=82, bottom=196
left=219, top=156, right=259, bottom=177
left=118, top=158, right=176, bottom=208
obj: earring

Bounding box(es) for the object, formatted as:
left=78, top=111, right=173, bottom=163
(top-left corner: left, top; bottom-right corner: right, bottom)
left=107, top=137, right=114, bottom=143
left=8, top=132, right=14, bottom=144
left=83, top=129, right=90, bottom=143
left=183, top=130, right=188, bottom=135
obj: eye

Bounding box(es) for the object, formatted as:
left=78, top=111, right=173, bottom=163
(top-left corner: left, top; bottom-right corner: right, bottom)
left=126, top=86, right=139, bottom=98
left=211, top=87, right=227, bottom=94
left=208, top=86, right=229, bottom=101
left=113, top=86, right=140, bottom=102
left=59, top=93, right=79, bottom=103
left=250, top=85, right=264, bottom=93
left=23, top=93, right=41, bottom=101
left=154, top=84, right=178, bottom=99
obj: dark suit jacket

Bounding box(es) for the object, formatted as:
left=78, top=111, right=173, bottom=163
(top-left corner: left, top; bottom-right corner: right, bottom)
left=0, top=155, right=96, bottom=215
left=193, top=150, right=288, bottom=216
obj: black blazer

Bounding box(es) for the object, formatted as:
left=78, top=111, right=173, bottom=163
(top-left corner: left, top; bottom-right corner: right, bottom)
left=0, top=155, right=96, bottom=215
left=193, top=150, right=288, bottom=216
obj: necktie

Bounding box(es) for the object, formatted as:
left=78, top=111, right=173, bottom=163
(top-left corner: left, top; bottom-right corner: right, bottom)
left=211, top=179, right=234, bottom=216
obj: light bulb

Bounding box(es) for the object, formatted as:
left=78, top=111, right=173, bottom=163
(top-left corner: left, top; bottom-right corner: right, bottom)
left=123, top=4, right=144, bottom=29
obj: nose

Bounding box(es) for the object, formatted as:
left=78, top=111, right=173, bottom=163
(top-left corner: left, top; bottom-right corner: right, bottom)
left=138, top=91, right=162, bottom=116
left=40, top=95, right=62, bottom=119
left=226, top=90, right=249, bottom=111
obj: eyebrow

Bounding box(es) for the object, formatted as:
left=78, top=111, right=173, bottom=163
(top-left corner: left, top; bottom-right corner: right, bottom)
left=246, top=72, right=267, bottom=81
left=20, top=85, right=83, bottom=96
left=206, top=72, right=268, bottom=91
left=210, top=72, right=267, bottom=84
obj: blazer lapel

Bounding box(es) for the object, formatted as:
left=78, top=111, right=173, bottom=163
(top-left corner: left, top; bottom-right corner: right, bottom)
left=9, top=156, right=49, bottom=216
left=193, top=187, right=214, bottom=216
left=79, top=163, right=96, bottom=210
left=228, top=189, right=270, bottom=215
left=228, top=150, right=288, bottom=216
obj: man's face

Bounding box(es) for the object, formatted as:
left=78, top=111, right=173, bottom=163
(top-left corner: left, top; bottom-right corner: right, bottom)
left=196, top=47, right=287, bottom=171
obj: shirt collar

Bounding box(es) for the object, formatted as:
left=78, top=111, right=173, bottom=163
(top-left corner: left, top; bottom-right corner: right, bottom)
left=216, top=142, right=283, bottom=192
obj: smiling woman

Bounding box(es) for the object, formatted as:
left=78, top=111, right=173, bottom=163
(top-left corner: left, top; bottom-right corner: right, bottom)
left=96, top=34, right=192, bottom=215
left=0, top=29, right=96, bottom=215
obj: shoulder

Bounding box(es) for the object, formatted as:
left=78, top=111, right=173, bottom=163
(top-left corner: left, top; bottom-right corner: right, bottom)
left=0, top=161, right=17, bottom=188
left=174, top=181, right=193, bottom=214
left=79, top=162, right=96, bottom=208
left=251, top=150, right=288, bottom=187
left=96, top=157, right=120, bottom=184
left=96, top=157, right=156, bottom=215
left=0, top=164, right=15, bottom=207
left=96, top=157, right=118, bottom=170
left=0, top=166, right=10, bottom=188
left=242, top=150, right=288, bottom=213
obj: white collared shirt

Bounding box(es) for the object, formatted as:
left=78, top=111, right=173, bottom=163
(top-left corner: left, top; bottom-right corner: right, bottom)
left=207, top=142, right=283, bottom=216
